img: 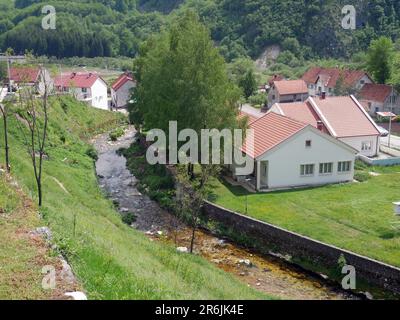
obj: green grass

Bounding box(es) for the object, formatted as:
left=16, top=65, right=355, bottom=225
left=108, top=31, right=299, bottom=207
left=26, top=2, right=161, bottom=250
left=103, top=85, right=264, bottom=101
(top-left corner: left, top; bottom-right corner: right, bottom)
left=0, top=96, right=270, bottom=300
left=211, top=165, right=400, bottom=267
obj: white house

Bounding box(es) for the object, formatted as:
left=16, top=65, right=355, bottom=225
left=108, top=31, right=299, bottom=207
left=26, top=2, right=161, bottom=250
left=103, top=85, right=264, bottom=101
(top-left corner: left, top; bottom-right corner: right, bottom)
left=270, top=95, right=381, bottom=157
left=233, top=112, right=357, bottom=191
left=267, top=80, right=309, bottom=108
left=8, top=67, right=53, bottom=95
left=111, top=72, right=136, bottom=109
left=54, top=72, right=108, bottom=110
left=359, top=83, right=400, bottom=116
left=302, top=67, right=373, bottom=97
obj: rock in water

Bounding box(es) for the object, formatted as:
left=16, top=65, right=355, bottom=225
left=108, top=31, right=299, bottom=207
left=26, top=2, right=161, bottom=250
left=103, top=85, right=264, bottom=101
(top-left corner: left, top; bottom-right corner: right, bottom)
left=177, top=247, right=188, bottom=253
left=64, top=292, right=88, bottom=300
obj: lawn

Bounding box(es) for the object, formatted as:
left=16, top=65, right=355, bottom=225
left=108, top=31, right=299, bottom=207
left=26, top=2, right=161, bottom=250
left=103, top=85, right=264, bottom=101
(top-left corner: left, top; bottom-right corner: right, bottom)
left=0, top=96, right=270, bottom=300
left=211, top=165, right=400, bottom=267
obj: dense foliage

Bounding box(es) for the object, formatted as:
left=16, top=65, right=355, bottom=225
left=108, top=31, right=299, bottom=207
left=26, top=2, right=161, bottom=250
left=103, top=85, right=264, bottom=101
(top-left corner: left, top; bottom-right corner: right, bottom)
left=0, top=0, right=399, bottom=61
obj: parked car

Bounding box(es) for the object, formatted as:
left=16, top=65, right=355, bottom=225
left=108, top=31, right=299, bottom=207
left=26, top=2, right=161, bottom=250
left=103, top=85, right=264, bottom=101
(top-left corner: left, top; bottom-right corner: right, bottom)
left=377, top=126, right=389, bottom=137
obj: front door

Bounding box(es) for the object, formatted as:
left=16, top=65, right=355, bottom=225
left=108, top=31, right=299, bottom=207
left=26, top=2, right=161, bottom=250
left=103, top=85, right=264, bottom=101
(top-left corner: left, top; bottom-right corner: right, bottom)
left=260, top=161, right=269, bottom=188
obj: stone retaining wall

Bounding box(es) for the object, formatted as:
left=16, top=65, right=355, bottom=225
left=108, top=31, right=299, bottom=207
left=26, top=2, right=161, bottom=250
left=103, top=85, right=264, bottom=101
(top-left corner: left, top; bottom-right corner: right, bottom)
left=203, top=201, right=400, bottom=294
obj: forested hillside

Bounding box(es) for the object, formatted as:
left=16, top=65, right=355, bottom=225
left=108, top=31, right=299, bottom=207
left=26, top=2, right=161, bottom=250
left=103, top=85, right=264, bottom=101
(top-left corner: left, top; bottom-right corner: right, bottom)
left=0, top=0, right=399, bottom=61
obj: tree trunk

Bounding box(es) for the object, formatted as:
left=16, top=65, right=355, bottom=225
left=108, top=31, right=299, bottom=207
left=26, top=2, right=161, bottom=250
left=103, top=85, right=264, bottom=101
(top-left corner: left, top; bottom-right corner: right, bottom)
left=2, top=111, right=10, bottom=173
left=37, top=178, right=42, bottom=207
left=189, top=224, right=196, bottom=254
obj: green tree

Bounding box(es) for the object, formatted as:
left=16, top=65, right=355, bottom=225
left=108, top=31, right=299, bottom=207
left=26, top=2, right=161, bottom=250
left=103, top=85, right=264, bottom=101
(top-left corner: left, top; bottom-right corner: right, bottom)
left=367, top=37, right=395, bottom=84
left=239, top=69, right=257, bottom=99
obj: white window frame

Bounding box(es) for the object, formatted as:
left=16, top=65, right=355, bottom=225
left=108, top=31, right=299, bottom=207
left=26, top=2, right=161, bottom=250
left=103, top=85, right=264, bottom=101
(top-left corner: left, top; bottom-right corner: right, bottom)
left=361, top=141, right=372, bottom=151
left=300, top=164, right=315, bottom=177
left=338, top=161, right=352, bottom=173
left=319, top=162, right=333, bottom=175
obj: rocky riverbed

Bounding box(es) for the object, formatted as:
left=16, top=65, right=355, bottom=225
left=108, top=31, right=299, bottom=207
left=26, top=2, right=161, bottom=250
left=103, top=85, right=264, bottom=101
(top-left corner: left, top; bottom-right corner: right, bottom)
left=92, top=127, right=358, bottom=300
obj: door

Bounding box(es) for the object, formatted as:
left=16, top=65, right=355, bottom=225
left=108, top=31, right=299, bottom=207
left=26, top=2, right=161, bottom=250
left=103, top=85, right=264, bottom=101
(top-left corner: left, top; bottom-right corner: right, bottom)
left=261, top=161, right=269, bottom=188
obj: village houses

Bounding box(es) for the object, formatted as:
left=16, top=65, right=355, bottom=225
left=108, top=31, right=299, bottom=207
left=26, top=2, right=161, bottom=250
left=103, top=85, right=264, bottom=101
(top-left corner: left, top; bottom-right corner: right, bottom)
left=302, top=67, right=373, bottom=97
left=267, top=79, right=309, bottom=108
left=8, top=66, right=53, bottom=95
left=111, top=72, right=136, bottom=109
left=55, top=72, right=108, bottom=110
left=358, top=83, right=400, bottom=116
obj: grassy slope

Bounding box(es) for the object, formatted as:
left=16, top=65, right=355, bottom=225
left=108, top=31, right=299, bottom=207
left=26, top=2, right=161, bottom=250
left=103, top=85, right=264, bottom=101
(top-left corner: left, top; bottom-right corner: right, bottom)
left=211, top=165, right=400, bottom=267
left=0, top=96, right=268, bottom=300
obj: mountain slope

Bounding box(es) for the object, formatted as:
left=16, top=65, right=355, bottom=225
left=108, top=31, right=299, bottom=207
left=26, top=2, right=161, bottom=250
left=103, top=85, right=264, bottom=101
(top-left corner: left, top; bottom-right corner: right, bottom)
left=0, top=0, right=399, bottom=61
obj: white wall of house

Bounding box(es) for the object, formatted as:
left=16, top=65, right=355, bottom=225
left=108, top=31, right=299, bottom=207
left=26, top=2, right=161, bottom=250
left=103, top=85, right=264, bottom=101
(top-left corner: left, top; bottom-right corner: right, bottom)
left=112, top=80, right=136, bottom=108
left=355, top=75, right=373, bottom=91
left=339, top=135, right=380, bottom=158
left=90, top=79, right=108, bottom=110
left=254, top=128, right=356, bottom=190
left=36, top=69, right=54, bottom=95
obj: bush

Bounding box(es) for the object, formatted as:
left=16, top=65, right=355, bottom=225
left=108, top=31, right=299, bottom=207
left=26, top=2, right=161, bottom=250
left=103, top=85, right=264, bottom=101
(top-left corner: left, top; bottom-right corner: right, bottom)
left=109, top=127, right=125, bottom=141
left=85, top=146, right=98, bottom=161
left=122, top=212, right=136, bottom=225
left=354, top=171, right=371, bottom=182
left=248, top=93, right=267, bottom=107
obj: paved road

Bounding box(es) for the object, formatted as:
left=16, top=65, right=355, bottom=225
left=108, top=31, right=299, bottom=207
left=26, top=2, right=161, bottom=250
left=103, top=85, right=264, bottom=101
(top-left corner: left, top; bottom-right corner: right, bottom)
left=381, top=135, right=400, bottom=151
left=240, top=103, right=265, bottom=118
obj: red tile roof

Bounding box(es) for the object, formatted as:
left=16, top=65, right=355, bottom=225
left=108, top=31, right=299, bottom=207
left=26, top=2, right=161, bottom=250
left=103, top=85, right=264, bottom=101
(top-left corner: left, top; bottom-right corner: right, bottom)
left=54, top=73, right=101, bottom=88
left=9, top=67, right=40, bottom=83
left=274, top=101, right=329, bottom=134
left=112, top=73, right=135, bottom=91
left=310, top=96, right=380, bottom=137
left=273, top=79, right=308, bottom=95
left=359, top=83, right=393, bottom=103
left=242, top=112, right=308, bottom=159
left=302, top=67, right=370, bottom=88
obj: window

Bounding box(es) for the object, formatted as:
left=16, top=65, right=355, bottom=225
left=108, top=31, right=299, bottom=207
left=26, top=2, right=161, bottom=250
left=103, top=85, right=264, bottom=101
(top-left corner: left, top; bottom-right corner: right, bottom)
left=309, top=84, right=314, bottom=89
left=338, top=161, right=352, bottom=173
left=272, top=95, right=276, bottom=100
left=300, top=164, right=314, bottom=176
left=361, top=141, right=372, bottom=151
left=305, top=140, right=312, bottom=148
left=82, top=88, right=88, bottom=93
left=360, top=80, right=365, bottom=85
left=319, top=163, right=333, bottom=174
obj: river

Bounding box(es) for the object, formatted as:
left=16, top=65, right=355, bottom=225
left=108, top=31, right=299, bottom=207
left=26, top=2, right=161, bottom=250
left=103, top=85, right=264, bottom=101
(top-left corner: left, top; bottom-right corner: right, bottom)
left=93, top=127, right=358, bottom=300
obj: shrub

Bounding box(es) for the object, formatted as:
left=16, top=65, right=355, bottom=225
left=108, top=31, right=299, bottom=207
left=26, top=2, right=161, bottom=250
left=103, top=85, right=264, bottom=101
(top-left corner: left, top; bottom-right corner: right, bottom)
left=354, top=171, right=371, bottom=182
left=122, top=212, right=136, bottom=225
left=248, top=93, right=267, bottom=107
left=85, top=146, right=98, bottom=161
left=109, top=127, right=125, bottom=141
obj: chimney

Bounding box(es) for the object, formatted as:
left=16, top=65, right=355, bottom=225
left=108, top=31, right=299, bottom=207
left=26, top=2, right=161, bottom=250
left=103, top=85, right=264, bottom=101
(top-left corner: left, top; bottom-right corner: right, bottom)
left=321, top=91, right=326, bottom=100
left=317, top=120, right=324, bottom=132
left=71, top=72, right=77, bottom=79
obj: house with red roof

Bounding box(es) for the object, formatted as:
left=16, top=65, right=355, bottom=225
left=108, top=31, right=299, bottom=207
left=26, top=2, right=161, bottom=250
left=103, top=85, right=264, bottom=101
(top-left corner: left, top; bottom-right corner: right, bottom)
left=8, top=67, right=53, bottom=95
left=358, top=84, right=400, bottom=116
left=267, top=79, right=309, bottom=108
left=111, top=72, right=136, bottom=109
left=54, top=72, right=108, bottom=110
left=302, top=67, right=373, bottom=97
left=269, top=95, right=381, bottom=157
left=233, top=112, right=357, bottom=191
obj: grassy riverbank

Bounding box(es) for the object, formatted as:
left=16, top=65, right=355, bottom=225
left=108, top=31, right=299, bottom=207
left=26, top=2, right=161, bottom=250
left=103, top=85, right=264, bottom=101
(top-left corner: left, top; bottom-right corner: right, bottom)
left=0, top=96, right=270, bottom=300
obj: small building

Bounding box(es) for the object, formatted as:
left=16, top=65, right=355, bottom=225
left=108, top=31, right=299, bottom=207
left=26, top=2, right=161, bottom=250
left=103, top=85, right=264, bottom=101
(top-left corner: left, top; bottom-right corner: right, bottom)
left=302, top=67, right=373, bottom=97
left=267, top=79, right=309, bottom=108
left=269, top=95, right=381, bottom=157
left=8, top=67, right=53, bottom=95
left=111, top=72, right=136, bottom=109
left=55, top=72, right=108, bottom=110
left=233, top=112, right=357, bottom=191
left=358, top=84, right=400, bottom=116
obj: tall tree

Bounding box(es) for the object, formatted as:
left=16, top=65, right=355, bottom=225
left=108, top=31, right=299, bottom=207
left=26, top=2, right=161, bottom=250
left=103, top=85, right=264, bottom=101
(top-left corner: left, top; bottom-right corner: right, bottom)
left=239, top=69, right=257, bottom=99
left=15, top=68, right=51, bottom=207
left=367, top=36, right=395, bottom=84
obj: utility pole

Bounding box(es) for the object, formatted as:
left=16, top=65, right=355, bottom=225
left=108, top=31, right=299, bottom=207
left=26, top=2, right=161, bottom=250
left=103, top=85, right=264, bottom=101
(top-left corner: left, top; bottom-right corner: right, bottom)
left=7, top=56, right=11, bottom=93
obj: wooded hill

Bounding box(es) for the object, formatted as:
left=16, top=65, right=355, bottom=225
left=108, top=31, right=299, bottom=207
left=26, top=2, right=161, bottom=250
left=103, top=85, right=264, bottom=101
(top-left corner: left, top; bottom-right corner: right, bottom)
left=0, top=0, right=399, bottom=61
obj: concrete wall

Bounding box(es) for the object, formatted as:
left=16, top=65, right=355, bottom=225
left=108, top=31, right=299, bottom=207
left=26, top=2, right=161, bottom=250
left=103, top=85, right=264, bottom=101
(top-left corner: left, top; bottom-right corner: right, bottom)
left=90, top=79, right=108, bottom=110
left=202, top=201, right=400, bottom=294
left=112, top=80, right=136, bottom=108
